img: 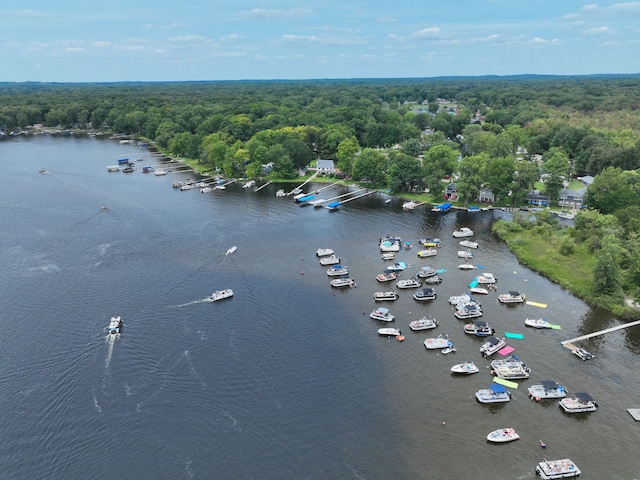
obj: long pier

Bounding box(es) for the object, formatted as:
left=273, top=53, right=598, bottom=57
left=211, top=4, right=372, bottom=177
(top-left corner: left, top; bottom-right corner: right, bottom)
left=317, top=188, right=367, bottom=206
left=561, top=319, right=640, bottom=350
left=287, top=173, right=318, bottom=195
left=254, top=180, right=272, bottom=192
left=338, top=190, right=376, bottom=204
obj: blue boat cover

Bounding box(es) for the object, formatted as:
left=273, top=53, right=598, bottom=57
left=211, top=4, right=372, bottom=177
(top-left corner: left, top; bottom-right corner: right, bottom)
left=298, top=195, right=315, bottom=202
left=490, top=384, right=507, bottom=393
left=327, top=201, right=340, bottom=208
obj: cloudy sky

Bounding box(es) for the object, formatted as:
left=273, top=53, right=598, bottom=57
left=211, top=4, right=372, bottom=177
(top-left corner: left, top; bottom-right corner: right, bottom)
left=1, top=1, right=640, bottom=82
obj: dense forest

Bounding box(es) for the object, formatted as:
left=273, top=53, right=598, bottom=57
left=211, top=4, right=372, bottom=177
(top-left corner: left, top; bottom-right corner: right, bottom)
left=2, top=75, right=640, bottom=311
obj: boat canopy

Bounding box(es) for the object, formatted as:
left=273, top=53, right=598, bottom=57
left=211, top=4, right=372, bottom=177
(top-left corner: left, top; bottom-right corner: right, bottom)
left=117, top=157, right=130, bottom=163
left=541, top=380, right=559, bottom=389
left=490, top=384, right=507, bottom=394
left=508, top=291, right=521, bottom=296
left=474, top=320, right=488, bottom=328
left=575, top=392, right=594, bottom=402
left=298, top=194, right=315, bottom=202
left=375, top=307, right=390, bottom=315
left=486, top=336, right=501, bottom=345
left=327, top=201, right=340, bottom=208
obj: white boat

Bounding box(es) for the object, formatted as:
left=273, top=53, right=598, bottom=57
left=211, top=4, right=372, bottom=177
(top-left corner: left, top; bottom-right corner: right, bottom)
left=200, top=186, right=213, bottom=193
left=454, top=304, right=483, bottom=319
left=373, top=291, right=399, bottom=302
left=419, top=237, right=441, bottom=247
left=423, top=275, right=442, bottom=285
left=459, top=240, right=478, bottom=249
left=559, top=393, right=597, bottom=413
left=423, top=333, right=450, bottom=350
left=476, top=273, right=497, bottom=284
left=108, top=316, right=122, bottom=335
left=457, top=250, right=474, bottom=259
left=225, top=246, right=237, bottom=255
left=417, top=266, right=437, bottom=278
left=572, top=347, right=595, bottom=360
left=417, top=248, right=438, bottom=258
left=242, top=180, right=255, bottom=189
left=154, top=169, right=167, bottom=176
left=413, top=287, right=437, bottom=301
left=498, top=291, right=526, bottom=303
left=486, top=428, right=520, bottom=443
left=525, top=317, right=552, bottom=329
left=475, top=384, right=512, bottom=403
left=107, top=165, right=121, bottom=172
left=528, top=381, right=567, bottom=400
left=327, top=265, right=349, bottom=276
left=491, top=355, right=531, bottom=379
left=449, top=292, right=473, bottom=306
left=210, top=289, right=234, bottom=301
left=385, top=262, right=407, bottom=272
left=381, top=252, right=396, bottom=261
left=370, top=307, right=395, bottom=322
left=409, top=316, right=438, bottom=331
left=469, top=287, right=489, bottom=295
left=319, top=255, right=341, bottom=266
left=402, top=201, right=418, bottom=210
left=464, top=320, right=495, bottom=337
left=452, top=227, right=474, bottom=238
left=376, top=272, right=397, bottom=282
left=396, top=277, right=422, bottom=289
left=535, top=458, right=581, bottom=479
left=480, top=336, right=506, bottom=357
left=330, top=277, right=354, bottom=288
left=450, top=361, right=479, bottom=374
left=275, top=189, right=286, bottom=197
left=316, top=248, right=334, bottom=257
left=378, top=327, right=402, bottom=336
left=457, top=263, right=477, bottom=270
left=379, top=239, right=401, bottom=252
left=441, top=343, right=457, bottom=354
left=557, top=210, right=576, bottom=220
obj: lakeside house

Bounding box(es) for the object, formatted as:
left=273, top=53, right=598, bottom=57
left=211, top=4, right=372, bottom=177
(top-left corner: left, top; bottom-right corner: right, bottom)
left=558, top=188, right=586, bottom=207
left=316, top=159, right=335, bottom=175
left=526, top=193, right=551, bottom=207
left=478, top=188, right=495, bottom=204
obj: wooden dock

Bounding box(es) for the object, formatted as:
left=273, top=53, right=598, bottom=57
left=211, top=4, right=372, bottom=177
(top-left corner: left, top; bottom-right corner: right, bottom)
left=253, top=180, right=272, bottom=192
left=561, top=319, right=640, bottom=350
left=287, top=173, right=318, bottom=195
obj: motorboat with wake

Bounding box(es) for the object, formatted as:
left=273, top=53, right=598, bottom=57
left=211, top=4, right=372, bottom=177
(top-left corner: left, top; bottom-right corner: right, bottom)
left=528, top=381, right=567, bottom=400
left=373, top=291, right=399, bottom=301
left=370, top=307, right=395, bottom=322
left=450, top=361, right=479, bottom=374
left=475, top=384, right=512, bottom=403
left=535, top=458, right=581, bottom=479
left=409, top=316, right=438, bottom=331
left=210, top=289, right=234, bottom=301
left=559, top=392, right=597, bottom=413
left=108, top=316, right=122, bottom=335
left=225, top=246, right=237, bottom=255
left=480, top=336, right=506, bottom=357
left=486, top=428, right=519, bottom=443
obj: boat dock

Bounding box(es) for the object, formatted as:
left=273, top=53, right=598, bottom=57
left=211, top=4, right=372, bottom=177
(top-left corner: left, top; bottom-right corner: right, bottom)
left=253, top=180, right=272, bottom=192
left=287, top=173, right=318, bottom=196
left=561, top=319, right=640, bottom=350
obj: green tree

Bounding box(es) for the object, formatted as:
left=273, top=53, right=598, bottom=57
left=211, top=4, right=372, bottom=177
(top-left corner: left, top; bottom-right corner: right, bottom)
left=594, top=234, right=624, bottom=297
left=484, top=157, right=516, bottom=203
left=422, top=144, right=459, bottom=196
left=542, top=148, right=570, bottom=200
left=336, top=137, right=360, bottom=174
left=386, top=152, right=423, bottom=191
left=510, top=161, right=540, bottom=207
left=457, top=153, right=490, bottom=206
left=352, top=148, right=388, bottom=186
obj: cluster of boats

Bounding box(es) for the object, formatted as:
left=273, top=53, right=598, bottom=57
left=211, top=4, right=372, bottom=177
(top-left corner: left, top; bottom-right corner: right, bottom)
left=318, top=248, right=356, bottom=288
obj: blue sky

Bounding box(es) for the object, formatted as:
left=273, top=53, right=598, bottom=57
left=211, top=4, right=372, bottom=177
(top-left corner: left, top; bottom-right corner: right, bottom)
left=1, top=1, right=640, bottom=82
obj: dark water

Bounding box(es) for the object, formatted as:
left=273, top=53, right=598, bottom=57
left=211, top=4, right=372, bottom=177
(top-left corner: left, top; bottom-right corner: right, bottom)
left=1, top=135, right=638, bottom=480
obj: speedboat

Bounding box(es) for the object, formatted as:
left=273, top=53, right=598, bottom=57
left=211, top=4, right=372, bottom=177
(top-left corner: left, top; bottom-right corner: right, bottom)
left=316, top=248, right=334, bottom=257
left=572, top=347, right=595, bottom=360
left=402, top=201, right=417, bottom=210
left=535, top=459, right=581, bottom=479
left=327, top=265, right=349, bottom=276
left=528, top=381, right=567, bottom=400
left=413, top=287, right=437, bottom=301
left=498, top=291, right=526, bottom=303
left=459, top=240, right=478, bottom=249
left=409, top=316, right=438, bottom=331
left=108, top=316, right=122, bottom=335
left=450, top=361, right=479, bottom=374
left=452, top=227, right=474, bottom=238
left=225, top=246, right=237, bottom=255
left=557, top=210, right=577, bottom=220
left=449, top=292, right=473, bottom=306
left=486, top=428, right=520, bottom=443
left=476, top=273, right=497, bottom=284
left=330, top=277, right=354, bottom=288
left=396, top=277, right=422, bottom=289
left=559, top=393, right=597, bottom=413
left=319, top=255, right=341, bottom=266
left=525, top=317, right=552, bottom=329
left=210, top=289, right=234, bottom=302
left=464, top=320, right=495, bottom=337
left=469, top=287, right=488, bottom=295
left=423, top=275, right=442, bottom=285
left=423, top=333, right=450, bottom=350
left=378, top=327, right=402, bottom=336
left=417, top=248, right=438, bottom=258
left=381, top=252, right=396, bottom=261
left=454, top=304, right=483, bottom=319
left=457, top=250, right=474, bottom=259
left=441, top=342, right=457, bottom=354
left=457, top=263, right=477, bottom=270
left=480, top=336, right=506, bottom=357
left=373, top=291, right=399, bottom=302
left=370, top=307, right=395, bottom=322
left=490, top=356, right=531, bottom=379
left=385, top=262, right=407, bottom=272
left=417, top=266, right=437, bottom=278
left=376, top=272, right=397, bottom=282
left=475, top=384, right=512, bottom=403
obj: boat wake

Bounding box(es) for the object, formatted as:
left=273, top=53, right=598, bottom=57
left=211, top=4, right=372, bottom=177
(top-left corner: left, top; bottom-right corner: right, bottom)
left=105, top=334, right=116, bottom=368
left=174, top=298, right=213, bottom=307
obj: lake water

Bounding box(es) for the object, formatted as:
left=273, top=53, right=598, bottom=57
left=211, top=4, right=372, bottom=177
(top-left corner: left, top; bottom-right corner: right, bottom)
left=1, top=135, right=638, bottom=479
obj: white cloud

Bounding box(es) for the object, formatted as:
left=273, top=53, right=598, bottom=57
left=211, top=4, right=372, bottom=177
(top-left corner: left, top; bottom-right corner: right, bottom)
left=93, top=41, right=111, bottom=48
left=280, top=34, right=367, bottom=46
left=220, top=34, right=242, bottom=42
left=238, top=8, right=313, bottom=19
left=168, top=35, right=208, bottom=43
left=0, top=9, right=49, bottom=18
left=583, top=26, right=617, bottom=35
left=410, top=27, right=441, bottom=38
